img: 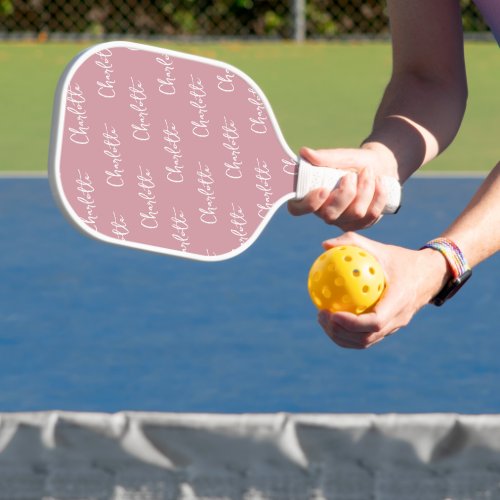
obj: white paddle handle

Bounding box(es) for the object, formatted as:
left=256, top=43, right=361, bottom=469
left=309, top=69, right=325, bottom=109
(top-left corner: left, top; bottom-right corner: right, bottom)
left=295, top=159, right=401, bottom=214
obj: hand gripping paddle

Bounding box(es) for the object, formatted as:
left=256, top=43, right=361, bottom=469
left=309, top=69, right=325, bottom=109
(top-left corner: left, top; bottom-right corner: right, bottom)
left=49, top=41, right=401, bottom=262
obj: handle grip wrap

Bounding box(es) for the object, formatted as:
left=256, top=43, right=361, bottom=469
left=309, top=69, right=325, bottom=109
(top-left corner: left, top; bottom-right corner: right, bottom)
left=295, top=159, right=401, bottom=214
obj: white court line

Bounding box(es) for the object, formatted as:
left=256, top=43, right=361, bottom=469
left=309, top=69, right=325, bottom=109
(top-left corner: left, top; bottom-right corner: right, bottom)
left=0, top=171, right=48, bottom=178
left=414, top=170, right=487, bottom=178
left=0, top=170, right=489, bottom=179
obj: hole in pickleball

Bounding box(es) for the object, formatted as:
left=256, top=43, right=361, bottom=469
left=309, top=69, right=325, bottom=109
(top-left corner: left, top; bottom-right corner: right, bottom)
left=369, top=267, right=375, bottom=275
left=359, top=251, right=367, bottom=257
left=313, top=294, right=322, bottom=307
left=313, top=271, right=321, bottom=282
left=322, top=286, right=332, bottom=299
left=334, top=277, right=344, bottom=287
left=344, top=256, right=352, bottom=262
left=352, top=269, right=360, bottom=277
left=362, top=285, right=369, bottom=293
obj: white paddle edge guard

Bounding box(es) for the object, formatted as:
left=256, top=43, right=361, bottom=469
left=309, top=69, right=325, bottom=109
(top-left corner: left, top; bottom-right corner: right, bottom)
left=295, top=159, right=402, bottom=214
left=48, top=41, right=293, bottom=263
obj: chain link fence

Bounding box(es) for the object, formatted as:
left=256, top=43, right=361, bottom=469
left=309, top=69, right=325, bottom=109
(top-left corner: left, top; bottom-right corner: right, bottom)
left=0, top=0, right=491, bottom=40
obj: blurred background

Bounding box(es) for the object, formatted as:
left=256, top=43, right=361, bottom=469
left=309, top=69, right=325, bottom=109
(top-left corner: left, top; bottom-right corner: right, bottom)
left=1, top=1, right=497, bottom=176
left=0, top=0, right=492, bottom=41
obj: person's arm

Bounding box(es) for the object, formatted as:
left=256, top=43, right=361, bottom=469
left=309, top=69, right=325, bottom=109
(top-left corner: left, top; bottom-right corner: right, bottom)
left=364, top=0, right=468, bottom=181
left=441, top=164, right=500, bottom=268
left=288, top=0, right=467, bottom=229
left=318, top=163, right=500, bottom=349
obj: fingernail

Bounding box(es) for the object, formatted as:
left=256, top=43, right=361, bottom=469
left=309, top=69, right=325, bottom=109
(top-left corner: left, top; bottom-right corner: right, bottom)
left=301, top=146, right=315, bottom=156
left=319, top=188, right=330, bottom=200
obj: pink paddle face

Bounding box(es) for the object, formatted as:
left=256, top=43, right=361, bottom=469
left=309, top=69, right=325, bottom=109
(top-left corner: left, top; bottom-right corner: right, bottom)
left=49, top=41, right=299, bottom=261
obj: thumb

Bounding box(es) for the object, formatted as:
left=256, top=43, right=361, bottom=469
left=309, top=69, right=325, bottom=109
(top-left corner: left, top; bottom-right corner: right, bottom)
left=300, top=147, right=367, bottom=170
left=322, top=231, right=373, bottom=251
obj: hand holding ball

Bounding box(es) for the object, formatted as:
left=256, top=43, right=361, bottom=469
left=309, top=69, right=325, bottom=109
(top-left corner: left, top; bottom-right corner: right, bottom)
left=308, top=245, right=385, bottom=314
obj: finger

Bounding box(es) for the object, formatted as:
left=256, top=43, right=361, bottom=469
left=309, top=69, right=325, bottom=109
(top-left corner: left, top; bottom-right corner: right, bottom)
left=326, top=324, right=383, bottom=349
left=321, top=324, right=366, bottom=349
left=332, top=295, right=402, bottom=340
left=331, top=168, right=377, bottom=231
left=364, top=176, right=387, bottom=222
left=288, top=188, right=330, bottom=216
left=322, top=231, right=370, bottom=251
left=300, top=146, right=371, bottom=170
left=316, top=172, right=357, bottom=224
left=330, top=311, right=385, bottom=335
left=331, top=315, right=392, bottom=348
left=319, top=311, right=373, bottom=349
left=336, top=170, right=391, bottom=232
left=346, top=167, right=376, bottom=220
left=339, top=215, right=383, bottom=232
left=331, top=336, right=365, bottom=349
left=319, top=308, right=395, bottom=348
left=299, top=147, right=326, bottom=167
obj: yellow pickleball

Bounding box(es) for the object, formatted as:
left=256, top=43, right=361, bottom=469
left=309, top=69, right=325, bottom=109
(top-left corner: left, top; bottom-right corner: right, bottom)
left=308, top=245, right=385, bottom=314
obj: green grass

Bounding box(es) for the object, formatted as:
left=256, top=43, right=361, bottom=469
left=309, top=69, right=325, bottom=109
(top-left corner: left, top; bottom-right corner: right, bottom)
left=0, top=40, right=497, bottom=172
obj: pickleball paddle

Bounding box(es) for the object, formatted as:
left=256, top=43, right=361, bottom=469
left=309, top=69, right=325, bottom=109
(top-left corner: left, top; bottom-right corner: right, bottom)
left=49, top=41, right=401, bottom=262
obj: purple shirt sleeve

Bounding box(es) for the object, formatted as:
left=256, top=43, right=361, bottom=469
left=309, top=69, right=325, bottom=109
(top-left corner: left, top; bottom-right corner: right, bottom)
left=473, top=0, right=500, bottom=45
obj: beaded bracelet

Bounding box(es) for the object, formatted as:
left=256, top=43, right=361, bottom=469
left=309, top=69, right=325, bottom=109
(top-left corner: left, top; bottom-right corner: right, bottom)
left=420, top=237, right=472, bottom=306
left=421, top=238, right=470, bottom=278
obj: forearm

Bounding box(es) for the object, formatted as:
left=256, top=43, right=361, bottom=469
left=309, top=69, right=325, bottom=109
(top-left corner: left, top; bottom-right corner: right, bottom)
left=361, top=0, right=467, bottom=183
left=441, top=162, right=500, bottom=267
left=413, top=163, right=500, bottom=307
left=363, top=73, right=467, bottom=182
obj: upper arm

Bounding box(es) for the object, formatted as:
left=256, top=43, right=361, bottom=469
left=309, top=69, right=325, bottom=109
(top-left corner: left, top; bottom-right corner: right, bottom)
left=387, top=0, right=467, bottom=87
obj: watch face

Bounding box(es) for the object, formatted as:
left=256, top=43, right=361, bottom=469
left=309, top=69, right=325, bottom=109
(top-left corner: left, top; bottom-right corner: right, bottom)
left=432, top=269, right=472, bottom=306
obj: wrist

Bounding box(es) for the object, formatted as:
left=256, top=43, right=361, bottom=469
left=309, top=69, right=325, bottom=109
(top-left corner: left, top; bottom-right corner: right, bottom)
left=419, top=248, right=452, bottom=303
left=420, top=238, right=472, bottom=306
left=360, top=141, right=399, bottom=179
left=418, top=248, right=452, bottom=303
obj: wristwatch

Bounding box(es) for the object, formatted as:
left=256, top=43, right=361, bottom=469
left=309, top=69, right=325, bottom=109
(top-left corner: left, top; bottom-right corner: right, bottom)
left=421, top=238, right=472, bottom=306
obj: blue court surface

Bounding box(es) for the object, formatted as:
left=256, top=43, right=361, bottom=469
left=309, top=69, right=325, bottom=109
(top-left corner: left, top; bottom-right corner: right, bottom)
left=0, top=176, right=498, bottom=414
